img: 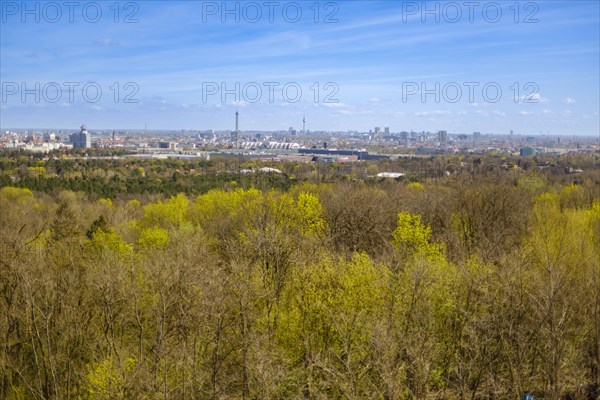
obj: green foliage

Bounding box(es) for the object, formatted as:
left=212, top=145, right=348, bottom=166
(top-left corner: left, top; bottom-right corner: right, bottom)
left=84, top=356, right=135, bottom=400
left=407, top=182, right=424, bottom=190
left=136, top=226, right=169, bottom=250
left=140, top=193, right=189, bottom=229
left=392, top=211, right=444, bottom=262
left=51, top=199, right=80, bottom=241
left=278, top=252, right=383, bottom=366
left=0, top=162, right=599, bottom=400
left=86, top=229, right=133, bottom=258
left=127, top=199, right=140, bottom=209
left=0, top=186, right=34, bottom=204
left=86, top=215, right=109, bottom=239
left=560, top=182, right=586, bottom=209
left=294, top=191, right=326, bottom=236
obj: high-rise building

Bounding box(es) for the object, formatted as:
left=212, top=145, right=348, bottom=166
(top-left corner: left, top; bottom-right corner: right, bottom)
left=384, top=127, right=390, bottom=135
left=373, top=127, right=381, bottom=140
left=70, top=124, right=91, bottom=148
left=43, top=132, right=56, bottom=142
left=437, top=130, right=448, bottom=143
left=399, top=131, right=409, bottom=147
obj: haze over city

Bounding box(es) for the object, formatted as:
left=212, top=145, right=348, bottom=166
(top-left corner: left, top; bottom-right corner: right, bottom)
left=1, top=0, right=599, bottom=135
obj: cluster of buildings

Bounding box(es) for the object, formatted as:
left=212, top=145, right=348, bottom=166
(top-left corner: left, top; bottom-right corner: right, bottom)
left=0, top=124, right=91, bottom=152
left=1, top=113, right=598, bottom=158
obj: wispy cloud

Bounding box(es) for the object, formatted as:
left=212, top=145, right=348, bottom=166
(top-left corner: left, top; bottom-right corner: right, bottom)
left=415, top=110, right=451, bottom=117
left=94, top=39, right=121, bottom=47
left=0, top=0, right=597, bottom=134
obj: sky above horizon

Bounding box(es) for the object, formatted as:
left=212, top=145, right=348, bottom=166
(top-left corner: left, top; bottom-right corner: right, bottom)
left=1, top=0, right=599, bottom=135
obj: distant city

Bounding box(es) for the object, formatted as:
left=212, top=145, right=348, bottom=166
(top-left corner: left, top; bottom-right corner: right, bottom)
left=2, top=112, right=599, bottom=162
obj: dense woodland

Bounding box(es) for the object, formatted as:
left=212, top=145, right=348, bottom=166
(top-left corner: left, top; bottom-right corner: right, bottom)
left=1, top=149, right=599, bottom=198
left=1, top=152, right=600, bottom=399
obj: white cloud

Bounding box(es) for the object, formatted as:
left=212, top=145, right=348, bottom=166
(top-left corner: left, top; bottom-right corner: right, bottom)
left=415, top=110, right=451, bottom=116
left=492, top=110, right=506, bottom=117
left=515, top=93, right=548, bottom=103
left=331, top=109, right=353, bottom=116
left=323, top=102, right=348, bottom=108
left=564, top=97, right=576, bottom=104
left=519, top=111, right=535, bottom=116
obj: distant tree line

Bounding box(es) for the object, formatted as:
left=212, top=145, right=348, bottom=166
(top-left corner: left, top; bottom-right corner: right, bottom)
left=1, top=151, right=598, bottom=198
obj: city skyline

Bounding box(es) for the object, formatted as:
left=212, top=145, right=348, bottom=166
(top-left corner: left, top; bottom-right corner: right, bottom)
left=1, top=1, right=599, bottom=135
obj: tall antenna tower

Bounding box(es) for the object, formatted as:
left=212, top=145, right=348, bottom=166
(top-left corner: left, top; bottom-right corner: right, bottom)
left=235, top=110, right=239, bottom=134
left=232, top=110, right=240, bottom=148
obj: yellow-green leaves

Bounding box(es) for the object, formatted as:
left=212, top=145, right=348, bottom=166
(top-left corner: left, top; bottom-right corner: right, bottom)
left=278, top=252, right=383, bottom=367
left=341, top=252, right=382, bottom=313
left=85, top=356, right=135, bottom=400
left=393, top=212, right=431, bottom=251
left=192, top=188, right=261, bottom=225
left=527, top=192, right=596, bottom=281
left=407, top=182, right=424, bottom=190
left=0, top=186, right=34, bottom=204
left=294, top=192, right=325, bottom=236
left=392, top=211, right=445, bottom=262
left=560, top=183, right=586, bottom=209
left=86, top=229, right=133, bottom=259
left=140, top=193, right=189, bottom=230
left=131, top=194, right=189, bottom=253
left=191, top=188, right=326, bottom=251
left=137, top=226, right=169, bottom=250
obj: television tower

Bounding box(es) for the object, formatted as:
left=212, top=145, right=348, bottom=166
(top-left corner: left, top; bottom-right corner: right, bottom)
left=302, top=115, right=306, bottom=134
left=232, top=110, right=240, bottom=147
left=235, top=110, right=239, bottom=133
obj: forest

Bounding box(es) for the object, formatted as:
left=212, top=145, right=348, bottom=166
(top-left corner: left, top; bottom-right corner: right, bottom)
left=1, top=152, right=599, bottom=400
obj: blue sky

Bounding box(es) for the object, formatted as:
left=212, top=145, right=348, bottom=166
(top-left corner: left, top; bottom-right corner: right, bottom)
left=1, top=0, right=599, bottom=135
